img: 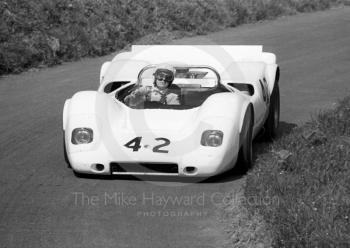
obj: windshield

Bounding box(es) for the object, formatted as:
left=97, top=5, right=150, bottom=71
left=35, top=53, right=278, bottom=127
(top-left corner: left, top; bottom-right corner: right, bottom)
left=117, top=65, right=229, bottom=109
left=139, top=66, right=219, bottom=88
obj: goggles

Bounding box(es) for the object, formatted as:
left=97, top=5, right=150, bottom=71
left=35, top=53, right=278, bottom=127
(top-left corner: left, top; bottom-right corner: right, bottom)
left=155, top=70, right=174, bottom=82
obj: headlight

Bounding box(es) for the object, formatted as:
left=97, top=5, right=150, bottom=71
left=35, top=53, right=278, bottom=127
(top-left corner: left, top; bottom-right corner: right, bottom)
left=201, top=130, right=223, bottom=147
left=71, top=128, right=93, bottom=144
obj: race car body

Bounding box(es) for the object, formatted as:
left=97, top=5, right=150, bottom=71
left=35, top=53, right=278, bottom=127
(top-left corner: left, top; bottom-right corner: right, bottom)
left=63, top=45, right=280, bottom=177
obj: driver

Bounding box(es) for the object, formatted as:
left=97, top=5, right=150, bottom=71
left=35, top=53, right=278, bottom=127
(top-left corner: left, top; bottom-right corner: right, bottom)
left=124, top=64, right=180, bottom=107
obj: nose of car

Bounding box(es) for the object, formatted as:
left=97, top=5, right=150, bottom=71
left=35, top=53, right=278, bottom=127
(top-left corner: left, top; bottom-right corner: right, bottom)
left=126, top=109, right=198, bottom=132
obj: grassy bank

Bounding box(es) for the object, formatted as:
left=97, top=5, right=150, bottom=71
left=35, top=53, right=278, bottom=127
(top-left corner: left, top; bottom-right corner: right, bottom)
left=242, top=97, right=350, bottom=247
left=0, top=0, right=343, bottom=75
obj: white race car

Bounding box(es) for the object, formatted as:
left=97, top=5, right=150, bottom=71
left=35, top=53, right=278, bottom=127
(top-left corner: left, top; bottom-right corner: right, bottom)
left=63, top=45, right=280, bottom=177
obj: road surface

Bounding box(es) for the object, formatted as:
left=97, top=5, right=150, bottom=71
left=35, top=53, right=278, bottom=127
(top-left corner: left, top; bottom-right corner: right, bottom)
left=0, top=6, right=349, bottom=248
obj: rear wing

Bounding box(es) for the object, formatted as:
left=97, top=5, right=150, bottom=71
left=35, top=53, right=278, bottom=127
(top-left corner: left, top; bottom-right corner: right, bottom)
left=130, top=45, right=276, bottom=65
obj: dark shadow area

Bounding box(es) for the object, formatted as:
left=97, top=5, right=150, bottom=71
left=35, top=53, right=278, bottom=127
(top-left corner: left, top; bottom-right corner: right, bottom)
left=277, top=121, right=298, bottom=137
left=73, top=171, right=243, bottom=184
left=253, top=121, right=298, bottom=157
left=254, top=121, right=298, bottom=143
left=71, top=121, right=299, bottom=184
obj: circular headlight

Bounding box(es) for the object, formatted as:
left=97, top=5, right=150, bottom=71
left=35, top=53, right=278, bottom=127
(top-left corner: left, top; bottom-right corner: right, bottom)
left=207, top=133, right=222, bottom=147
left=201, top=130, right=223, bottom=147
left=72, top=128, right=93, bottom=144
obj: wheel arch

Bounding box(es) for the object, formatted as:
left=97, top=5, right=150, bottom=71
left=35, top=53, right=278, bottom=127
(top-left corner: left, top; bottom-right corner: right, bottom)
left=63, top=91, right=108, bottom=132
left=100, top=61, right=111, bottom=85
left=63, top=99, right=71, bottom=130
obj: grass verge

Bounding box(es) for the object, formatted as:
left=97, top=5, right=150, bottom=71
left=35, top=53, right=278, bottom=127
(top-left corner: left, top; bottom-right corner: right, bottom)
left=219, top=186, right=273, bottom=248
left=238, top=97, right=350, bottom=247
left=0, top=0, right=344, bottom=75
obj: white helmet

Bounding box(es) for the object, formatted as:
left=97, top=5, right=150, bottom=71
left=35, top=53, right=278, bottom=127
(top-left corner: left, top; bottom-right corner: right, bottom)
left=153, top=64, right=175, bottom=84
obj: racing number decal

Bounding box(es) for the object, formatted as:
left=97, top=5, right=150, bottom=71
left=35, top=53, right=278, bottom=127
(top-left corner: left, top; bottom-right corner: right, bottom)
left=152, top=138, right=170, bottom=153
left=124, top=137, right=170, bottom=153
left=124, top=137, right=142, bottom=151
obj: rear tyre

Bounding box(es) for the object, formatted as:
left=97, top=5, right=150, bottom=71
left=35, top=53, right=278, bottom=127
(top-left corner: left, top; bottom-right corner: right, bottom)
left=264, top=82, right=280, bottom=140
left=237, top=106, right=254, bottom=172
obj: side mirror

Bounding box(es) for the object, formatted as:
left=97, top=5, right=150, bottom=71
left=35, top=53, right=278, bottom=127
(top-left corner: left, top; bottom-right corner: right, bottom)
left=100, top=61, right=111, bottom=84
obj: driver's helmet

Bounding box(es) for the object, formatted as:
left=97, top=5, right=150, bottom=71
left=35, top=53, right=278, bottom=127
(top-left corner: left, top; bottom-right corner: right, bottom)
left=153, top=64, right=175, bottom=86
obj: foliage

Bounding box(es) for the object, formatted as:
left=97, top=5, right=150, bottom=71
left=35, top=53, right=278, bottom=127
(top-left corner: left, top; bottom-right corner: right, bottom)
left=0, top=0, right=343, bottom=74
left=245, top=97, right=350, bottom=247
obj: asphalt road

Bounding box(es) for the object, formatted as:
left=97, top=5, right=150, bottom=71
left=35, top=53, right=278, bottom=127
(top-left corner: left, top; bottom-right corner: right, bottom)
left=0, top=6, right=349, bottom=248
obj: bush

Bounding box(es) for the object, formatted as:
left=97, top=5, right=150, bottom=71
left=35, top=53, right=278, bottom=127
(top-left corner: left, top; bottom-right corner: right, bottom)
left=245, top=97, right=350, bottom=247
left=0, top=0, right=343, bottom=74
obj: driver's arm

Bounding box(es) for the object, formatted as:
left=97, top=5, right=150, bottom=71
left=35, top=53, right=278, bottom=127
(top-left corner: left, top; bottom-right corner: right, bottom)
left=124, top=86, right=150, bottom=106
left=166, top=93, right=180, bottom=105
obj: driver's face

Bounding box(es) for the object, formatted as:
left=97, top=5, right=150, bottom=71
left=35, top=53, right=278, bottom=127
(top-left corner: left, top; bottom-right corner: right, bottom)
left=155, top=72, right=172, bottom=90
left=155, top=78, right=170, bottom=90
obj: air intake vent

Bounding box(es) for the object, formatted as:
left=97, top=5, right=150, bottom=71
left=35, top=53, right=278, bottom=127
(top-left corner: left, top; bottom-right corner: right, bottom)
left=228, top=83, right=254, bottom=95
left=110, top=162, right=178, bottom=175
left=104, top=81, right=130, bottom=93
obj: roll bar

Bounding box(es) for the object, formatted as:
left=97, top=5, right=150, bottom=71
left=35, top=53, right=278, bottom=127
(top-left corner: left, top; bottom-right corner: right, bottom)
left=137, top=64, right=221, bottom=85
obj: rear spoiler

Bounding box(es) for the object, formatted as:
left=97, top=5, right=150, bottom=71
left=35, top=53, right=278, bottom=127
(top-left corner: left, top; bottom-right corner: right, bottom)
left=131, top=45, right=276, bottom=65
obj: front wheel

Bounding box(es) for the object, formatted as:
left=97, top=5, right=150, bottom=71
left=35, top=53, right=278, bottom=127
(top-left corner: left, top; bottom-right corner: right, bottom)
left=237, top=106, right=254, bottom=171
